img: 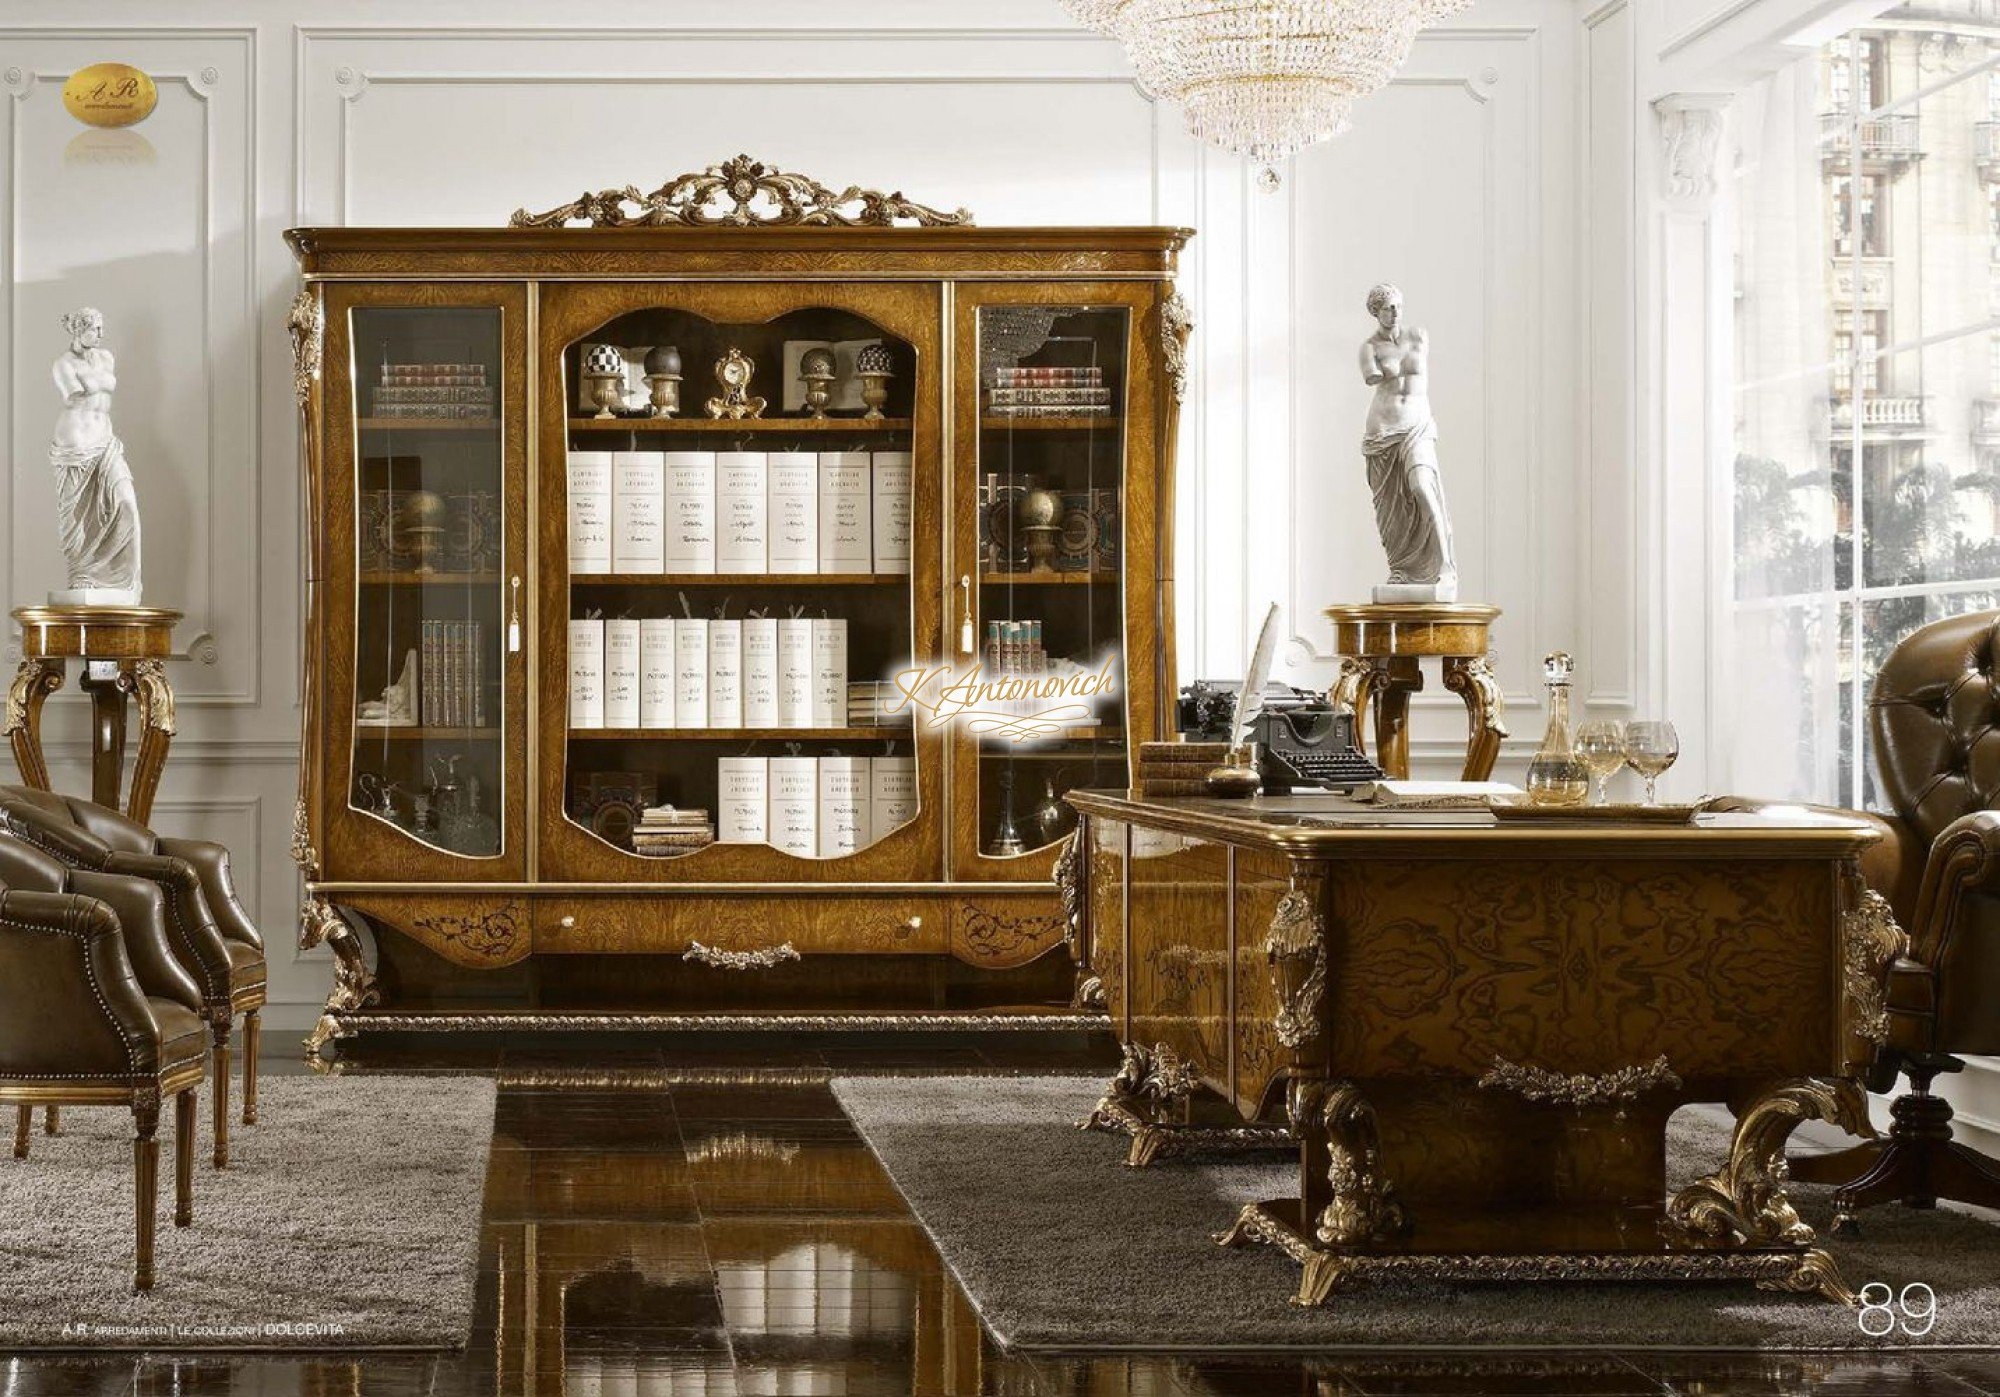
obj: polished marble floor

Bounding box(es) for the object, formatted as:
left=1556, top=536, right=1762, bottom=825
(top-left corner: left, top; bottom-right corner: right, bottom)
left=2, top=1029, right=1999, bottom=1396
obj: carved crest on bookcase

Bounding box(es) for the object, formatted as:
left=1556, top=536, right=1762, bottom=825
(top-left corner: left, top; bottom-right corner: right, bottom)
left=509, top=154, right=975, bottom=230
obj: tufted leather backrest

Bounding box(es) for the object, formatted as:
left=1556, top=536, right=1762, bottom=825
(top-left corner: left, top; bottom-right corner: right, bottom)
left=1870, top=610, right=2000, bottom=846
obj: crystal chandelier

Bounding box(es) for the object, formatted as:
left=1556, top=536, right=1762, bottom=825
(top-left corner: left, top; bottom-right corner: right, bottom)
left=1062, top=0, right=1471, bottom=188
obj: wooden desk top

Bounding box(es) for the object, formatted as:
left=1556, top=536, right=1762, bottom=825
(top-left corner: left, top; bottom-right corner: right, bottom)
left=1064, top=789, right=1880, bottom=861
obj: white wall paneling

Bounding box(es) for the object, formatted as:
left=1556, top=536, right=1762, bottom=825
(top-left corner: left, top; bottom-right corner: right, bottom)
left=0, top=0, right=1595, bottom=1024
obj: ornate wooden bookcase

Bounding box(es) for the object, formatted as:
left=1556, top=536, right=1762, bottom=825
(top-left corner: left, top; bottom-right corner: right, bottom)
left=284, top=159, right=1190, bottom=1053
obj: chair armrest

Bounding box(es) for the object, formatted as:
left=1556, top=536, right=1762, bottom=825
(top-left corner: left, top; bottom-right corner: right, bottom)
left=0, top=888, right=163, bottom=1076
left=1703, top=796, right=1921, bottom=923
left=0, top=804, right=115, bottom=874
left=157, top=837, right=262, bottom=953
left=99, top=849, right=232, bottom=1005
left=69, top=869, right=203, bottom=1014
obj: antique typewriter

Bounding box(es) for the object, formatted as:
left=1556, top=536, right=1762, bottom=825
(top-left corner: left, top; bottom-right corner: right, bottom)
left=1177, top=681, right=1385, bottom=794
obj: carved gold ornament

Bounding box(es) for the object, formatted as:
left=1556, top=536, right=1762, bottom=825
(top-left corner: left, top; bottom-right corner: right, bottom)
left=683, top=940, right=800, bottom=971
left=1053, top=825, right=1085, bottom=954
left=1477, top=1055, right=1681, bottom=1113
left=1841, top=887, right=1907, bottom=1058
left=1444, top=654, right=1509, bottom=737
left=287, top=287, right=323, bottom=410
left=1267, top=883, right=1327, bottom=1049
left=1160, top=289, right=1194, bottom=404
left=509, top=154, right=975, bottom=229
left=1294, top=1078, right=1407, bottom=1248
left=1666, top=1078, right=1865, bottom=1250
left=705, top=348, right=766, bottom=420
left=289, top=794, right=318, bottom=879
left=1082, top=1041, right=1283, bottom=1167
left=3, top=659, right=62, bottom=735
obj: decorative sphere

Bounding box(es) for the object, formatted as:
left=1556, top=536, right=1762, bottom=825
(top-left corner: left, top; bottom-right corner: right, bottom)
left=1256, top=165, right=1283, bottom=194
left=855, top=342, right=895, bottom=377
left=799, top=347, right=837, bottom=379
left=1016, top=486, right=1062, bottom=530
left=399, top=489, right=447, bottom=531
left=582, top=343, right=625, bottom=376
left=643, top=344, right=682, bottom=377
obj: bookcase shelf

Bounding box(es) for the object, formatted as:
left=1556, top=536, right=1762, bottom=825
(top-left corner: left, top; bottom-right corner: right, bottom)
left=980, top=415, right=1119, bottom=432
left=360, top=571, right=502, bottom=586
left=570, top=572, right=900, bottom=587
left=978, top=572, right=1108, bottom=587
left=358, top=418, right=500, bottom=432
left=569, top=416, right=912, bottom=434
left=572, top=726, right=912, bottom=742
left=354, top=726, right=501, bottom=741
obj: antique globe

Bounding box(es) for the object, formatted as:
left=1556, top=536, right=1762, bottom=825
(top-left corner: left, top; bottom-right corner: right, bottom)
left=855, top=342, right=895, bottom=377
left=1016, top=486, right=1063, bottom=530
left=582, top=342, right=626, bottom=377
left=800, top=347, right=837, bottom=379
left=643, top=344, right=682, bottom=378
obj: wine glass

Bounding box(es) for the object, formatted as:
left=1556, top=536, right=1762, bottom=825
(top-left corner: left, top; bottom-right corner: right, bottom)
left=1622, top=721, right=1680, bottom=806
left=1575, top=721, right=1626, bottom=806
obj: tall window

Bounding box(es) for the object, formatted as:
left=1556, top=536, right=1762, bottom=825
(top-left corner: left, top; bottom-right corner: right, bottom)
left=1728, top=18, right=2000, bottom=809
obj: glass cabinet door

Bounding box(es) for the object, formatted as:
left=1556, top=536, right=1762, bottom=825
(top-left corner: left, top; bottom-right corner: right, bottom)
left=321, top=284, right=528, bottom=880
left=951, top=285, right=1162, bottom=880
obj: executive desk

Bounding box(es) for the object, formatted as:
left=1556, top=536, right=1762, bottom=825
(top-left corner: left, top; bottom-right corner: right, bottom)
left=1058, top=790, right=1901, bottom=1306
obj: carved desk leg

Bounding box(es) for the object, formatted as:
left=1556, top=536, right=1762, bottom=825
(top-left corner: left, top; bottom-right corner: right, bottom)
left=1442, top=655, right=1508, bottom=781
left=1666, top=1078, right=1863, bottom=1305
left=1080, top=1041, right=1199, bottom=1168
left=3, top=657, right=63, bottom=790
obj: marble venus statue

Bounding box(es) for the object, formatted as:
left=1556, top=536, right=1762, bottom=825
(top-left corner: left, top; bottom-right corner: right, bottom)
left=48, top=306, right=143, bottom=605
left=1359, top=283, right=1457, bottom=603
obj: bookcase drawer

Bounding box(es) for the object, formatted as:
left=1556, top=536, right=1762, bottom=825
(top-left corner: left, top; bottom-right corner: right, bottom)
left=535, top=894, right=945, bottom=956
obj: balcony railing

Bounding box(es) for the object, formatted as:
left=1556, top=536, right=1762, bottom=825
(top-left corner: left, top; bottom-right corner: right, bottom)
left=1831, top=395, right=1930, bottom=431
left=1820, top=111, right=1923, bottom=163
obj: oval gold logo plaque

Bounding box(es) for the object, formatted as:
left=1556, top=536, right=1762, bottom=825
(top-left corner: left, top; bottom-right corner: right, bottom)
left=62, top=64, right=158, bottom=129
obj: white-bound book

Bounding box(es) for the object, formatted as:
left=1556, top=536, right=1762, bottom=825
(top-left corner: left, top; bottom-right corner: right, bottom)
left=639, top=618, right=677, bottom=728
left=663, top=451, right=716, bottom=573
left=817, top=452, right=872, bottom=573
left=611, top=451, right=665, bottom=574
left=811, top=617, right=848, bottom=728
left=567, top=452, right=613, bottom=573
left=767, top=452, right=819, bottom=574
left=707, top=619, right=743, bottom=728
left=777, top=618, right=814, bottom=727
left=675, top=617, right=709, bottom=728
left=871, top=755, right=918, bottom=836
left=716, top=452, right=768, bottom=574
left=741, top=618, right=779, bottom=726
left=767, top=756, right=818, bottom=858
left=871, top=452, right=912, bottom=574
left=817, top=755, right=872, bottom=859
left=717, top=757, right=769, bottom=844
left=603, top=618, right=640, bottom=728
left=567, top=618, right=604, bottom=729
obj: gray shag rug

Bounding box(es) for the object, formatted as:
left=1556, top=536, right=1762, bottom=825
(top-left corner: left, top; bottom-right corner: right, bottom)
left=0, top=1075, right=495, bottom=1350
left=831, top=1074, right=2000, bottom=1351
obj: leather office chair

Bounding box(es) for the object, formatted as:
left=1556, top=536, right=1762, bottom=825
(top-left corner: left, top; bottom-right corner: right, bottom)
left=0, top=831, right=203, bottom=1290
left=0, top=786, right=266, bottom=1168
left=1781, top=608, right=2000, bottom=1222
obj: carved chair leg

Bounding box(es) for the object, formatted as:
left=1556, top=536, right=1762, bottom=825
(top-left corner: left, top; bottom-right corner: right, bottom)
left=12, top=1104, right=29, bottom=1160
left=210, top=1021, right=231, bottom=1170
left=242, top=1010, right=260, bottom=1125
left=133, top=1100, right=160, bottom=1292
left=174, top=1089, right=195, bottom=1228
left=44, top=1104, right=59, bottom=1135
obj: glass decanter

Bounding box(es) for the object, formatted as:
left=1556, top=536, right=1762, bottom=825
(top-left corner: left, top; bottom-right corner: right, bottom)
left=1524, top=652, right=1590, bottom=807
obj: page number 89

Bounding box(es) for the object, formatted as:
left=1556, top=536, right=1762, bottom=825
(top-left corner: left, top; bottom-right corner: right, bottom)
left=1858, top=1282, right=1935, bottom=1337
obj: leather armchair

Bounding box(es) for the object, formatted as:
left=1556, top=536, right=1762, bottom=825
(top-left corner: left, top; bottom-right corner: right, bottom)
left=0, top=785, right=266, bottom=1168
left=1777, top=609, right=2000, bottom=1222
left=0, top=831, right=203, bottom=1290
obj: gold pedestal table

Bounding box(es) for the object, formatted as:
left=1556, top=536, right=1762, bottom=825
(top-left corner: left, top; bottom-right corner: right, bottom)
left=1324, top=602, right=1504, bottom=780
left=5, top=605, right=180, bottom=824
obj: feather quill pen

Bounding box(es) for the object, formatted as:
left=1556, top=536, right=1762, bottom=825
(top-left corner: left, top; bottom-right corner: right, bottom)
left=1232, top=603, right=1282, bottom=752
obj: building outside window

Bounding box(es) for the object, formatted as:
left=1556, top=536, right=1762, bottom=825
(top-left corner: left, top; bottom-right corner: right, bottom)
left=1728, top=6, right=2000, bottom=809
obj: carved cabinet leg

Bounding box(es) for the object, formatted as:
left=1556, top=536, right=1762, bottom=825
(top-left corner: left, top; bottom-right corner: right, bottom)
left=300, top=896, right=380, bottom=1064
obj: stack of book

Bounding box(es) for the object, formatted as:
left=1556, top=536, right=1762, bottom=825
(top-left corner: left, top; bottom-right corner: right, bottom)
left=419, top=619, right=486, bottom=728
left=846, top=681, right=902, bottom=727
left=631, top=804, right=714, bottom=858
left=716, top=754, right=918, bottom=859
left=984, top=366, right=1110, bottom=419
left=372, top=362, right=493, bottom=420
left=569, top=613, right=869, bottom=731
left=1133, top=740, right=1229, bottom=797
